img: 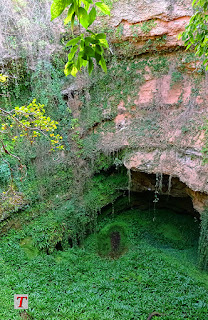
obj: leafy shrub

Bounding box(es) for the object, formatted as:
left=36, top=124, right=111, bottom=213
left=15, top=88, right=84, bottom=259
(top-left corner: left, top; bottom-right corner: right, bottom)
left=24, top=212, right=66, bottom=253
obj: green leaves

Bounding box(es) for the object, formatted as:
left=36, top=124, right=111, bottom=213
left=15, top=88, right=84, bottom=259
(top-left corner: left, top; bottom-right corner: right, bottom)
left=68, top=45, right=79, bottom=60
left=88, top=7, right=96, bottom=26
left=95, top=2, right=110, bottom=15
left=63, top=29, right=109, bottom=77
left=78, top=7, right=89, bottom=28
left=182, top=0, right=208, bottom=68
left=71, top=65, right=78, bottom=77
left=51, top=0, right=110, bottom=76
left=64, top=61, right=73, bottom=76
left=64, top=4, right=75, bottom=24
left=51, top=0, right=72, bottom=21
left=99, top=56, right=107, bottom=73
left=66, top=36, right=81, bottom=47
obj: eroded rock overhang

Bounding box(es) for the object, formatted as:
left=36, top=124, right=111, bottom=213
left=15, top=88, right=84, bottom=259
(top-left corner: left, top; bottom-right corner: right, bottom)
left=124, top=149, right=208, bottom=213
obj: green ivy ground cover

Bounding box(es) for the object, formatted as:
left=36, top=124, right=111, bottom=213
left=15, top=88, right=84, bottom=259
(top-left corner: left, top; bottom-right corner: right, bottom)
left=0, top=208, right=207, bottom=320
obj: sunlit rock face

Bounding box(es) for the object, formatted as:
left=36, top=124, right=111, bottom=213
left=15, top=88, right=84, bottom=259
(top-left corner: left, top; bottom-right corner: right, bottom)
left=95, top=0, right=193, bottom=56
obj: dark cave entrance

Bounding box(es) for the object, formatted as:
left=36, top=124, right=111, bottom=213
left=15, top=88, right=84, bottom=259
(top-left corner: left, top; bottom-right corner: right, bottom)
left=128, top=191, right=199, bottom=218
left=128, top=171, right=200, bottom=219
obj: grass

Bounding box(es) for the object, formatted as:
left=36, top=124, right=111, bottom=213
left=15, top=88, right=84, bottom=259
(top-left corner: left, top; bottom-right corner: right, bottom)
left=0, top=207, right=207, bottom=319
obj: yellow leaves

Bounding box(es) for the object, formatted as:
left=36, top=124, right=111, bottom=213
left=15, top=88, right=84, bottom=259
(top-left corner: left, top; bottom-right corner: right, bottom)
left=56, top=145, right=64, bottom=150
left=1, top=124, right=6, bottom=130
left=1, top=98, right=64, bottom=151
left=12, top=136, right=18, bottom=142
left=0, top=74, right=8, bottom=83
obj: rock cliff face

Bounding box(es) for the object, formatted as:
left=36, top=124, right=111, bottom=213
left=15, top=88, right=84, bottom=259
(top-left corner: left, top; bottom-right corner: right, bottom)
left=67, top=0, right=208, bottom=213
left=102, top=0, right=193, bottom=55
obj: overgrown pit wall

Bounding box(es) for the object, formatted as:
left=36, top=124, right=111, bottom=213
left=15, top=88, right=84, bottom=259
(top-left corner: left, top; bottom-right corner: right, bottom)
left=64, top=0, right=208, bottom=213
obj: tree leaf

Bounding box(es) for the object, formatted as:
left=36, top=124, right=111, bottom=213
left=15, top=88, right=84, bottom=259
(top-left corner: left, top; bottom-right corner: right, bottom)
left=203, top=58, right=208, bottom=65
left=66, top=37, right=81, bottom=47
left=186, top=43, right=192, bottom=50
left=80, top=39, right=85, bottom=49
left=94, top=51, right=101, bottom=63
left=85, top=36, right=98, bottom=45
left=83, top=60, right=88, bottom=67
left=71, top=12, right=75, bottom=31
left=99, top=38, right=109, bottom=48
left=95, top=33, right=106, bottom=40
left=86, top=29, right=95, bottom=35
left=95, top=44, right=103, bottom=54
left=95, top=2, right=110, bottom=15
left=64, top=61, right=73, bottom=76
left=84, top=46, right=95, bottom=57
left=99, top=56, right=107, bottom=72
left=71, top=65, right=78, bottom=77
left=88, top=7, right=96, bottom=26
left=51, top=0, right=72, bottom=21
left=78, top=7, right=89, bottom=29
left=64, top=4, right=75, bottom=24
left=77, top=54, right=84, bottom=70
left=68, top=45, right=78, bottom=61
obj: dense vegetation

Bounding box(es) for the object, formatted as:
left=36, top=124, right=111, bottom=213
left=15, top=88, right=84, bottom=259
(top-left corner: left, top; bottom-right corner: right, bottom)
left=0, top=0, right=208, bottom=319
left=1, top=207, right=208, bottom=319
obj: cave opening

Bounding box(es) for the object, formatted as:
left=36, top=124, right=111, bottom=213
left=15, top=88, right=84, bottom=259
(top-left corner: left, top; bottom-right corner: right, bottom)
left=128, top=170, right=200, bottom=219
left=128, top=190, right=199, bottom=218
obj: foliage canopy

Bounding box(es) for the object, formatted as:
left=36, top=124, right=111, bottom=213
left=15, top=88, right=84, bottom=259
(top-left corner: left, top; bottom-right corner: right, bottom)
left=51, top=0, right=110, bottom=76
left=181, top=0, right=208, bottom=68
